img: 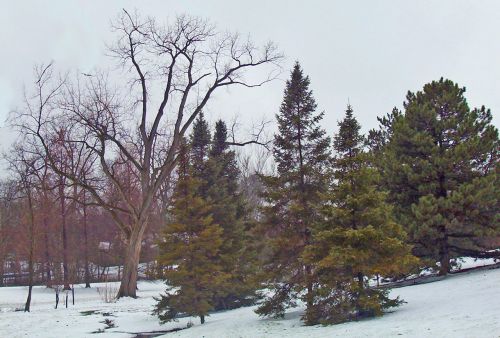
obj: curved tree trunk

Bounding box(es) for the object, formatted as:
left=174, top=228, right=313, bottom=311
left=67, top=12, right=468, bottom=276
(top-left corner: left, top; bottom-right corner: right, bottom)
left=117, top=223, right=146, bottom=298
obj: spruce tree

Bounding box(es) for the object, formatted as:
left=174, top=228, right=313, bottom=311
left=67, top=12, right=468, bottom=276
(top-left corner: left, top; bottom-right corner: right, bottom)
left=190, top=112, right=212, bottom=187
left=303, top=105, right=417, bottom=324
left=206, top=120, right=258, bottom=310
left=154, top=141, right=227, bottom=324
left=255, top=62, right=331, bottom=321
left=383, top=78, right=499, bottom=274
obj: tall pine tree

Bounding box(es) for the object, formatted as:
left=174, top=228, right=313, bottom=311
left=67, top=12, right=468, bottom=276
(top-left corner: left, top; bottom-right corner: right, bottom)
left=206, top=120, right=258, bottom=310
left=154, top=141, right=228, bottom=324
left=303, top=105, right=417, bottom=324
left=256, top=62, right=331, bottom=321
left=383, top=78, right=499, bottom=274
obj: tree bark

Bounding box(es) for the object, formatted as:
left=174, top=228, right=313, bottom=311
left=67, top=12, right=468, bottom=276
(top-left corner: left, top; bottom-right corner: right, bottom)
left=117, top=223, right=146, bottom=298
left=24, top=193, right=35, bottom=312
left=0, top=244, right=4, bottom=287
left=437, top=168, right=449, bottom=276
left=357, top=272, right=364, bottom=289
left=59, top=181, right=70, bottom=290
left=43, top=216, right=51, bottom=285
left=83, top=200, right=91, bottom=288
left=355, top=271, right=365, bottom=318
left=439, top=240, right=450, bottom=276
left=305, top=265, right=313, bottom=310
left=295, top=101, right=314, bottom=311
left=25, top=285, right=33, bottom=312
left=0, top=256, right=4, bottom=287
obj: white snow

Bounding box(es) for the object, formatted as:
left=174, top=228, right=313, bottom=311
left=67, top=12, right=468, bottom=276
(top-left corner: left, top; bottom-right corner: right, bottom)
left=452, top=256, right=499, bottom=271
left=1, top=267, right=500, bottom=337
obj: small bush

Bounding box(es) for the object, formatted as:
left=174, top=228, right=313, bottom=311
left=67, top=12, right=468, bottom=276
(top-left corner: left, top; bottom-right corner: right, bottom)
left=96, top=283, right=118, bottom=303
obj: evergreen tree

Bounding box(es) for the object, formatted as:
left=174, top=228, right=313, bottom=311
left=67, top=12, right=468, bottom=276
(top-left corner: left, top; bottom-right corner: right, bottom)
left=206, top=120, right=258, bottom=310
left=255, top=62, right=331, bottom=321
left=411, top=169, right=499, bottom=268
left=366, top=107, right=402, bottom=154
left=190, top=112, right=212, bottom=185
left=154, top=141, right=227, bottom=324
left=333, top=105, right=364, bottom=174
left=303, top=105, right=417, bottom=324
left=383, top=78, right=499, bottom=274
left=210, top=120, right=229, bottom=158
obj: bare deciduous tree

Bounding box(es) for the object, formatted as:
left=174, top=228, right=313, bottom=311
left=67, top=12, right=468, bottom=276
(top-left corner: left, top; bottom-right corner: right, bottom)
left=0, top=181, right=17, bottom=288
left=13, top=10, right=282, bottom=297
left=6, top=145, right=42, bottom=312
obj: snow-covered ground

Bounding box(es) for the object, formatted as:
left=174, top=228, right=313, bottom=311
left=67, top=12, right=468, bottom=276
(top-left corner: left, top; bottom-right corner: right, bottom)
left=1, top=267, right=500, bottom=337
left=453, top=256, right=499, bottom=271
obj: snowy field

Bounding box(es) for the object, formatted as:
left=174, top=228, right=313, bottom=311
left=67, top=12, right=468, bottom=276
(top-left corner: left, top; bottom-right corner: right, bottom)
left=1, top=267, right=500, bottom=338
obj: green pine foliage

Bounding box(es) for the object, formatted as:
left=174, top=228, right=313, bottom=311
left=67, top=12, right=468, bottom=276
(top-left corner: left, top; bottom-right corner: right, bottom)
left=303, top=106, right=417, bottom=325
left=382, top=78, right=499, bottom=274
left=154, top=141, right=228, bottom=325
left=366, top=107, right=402, bottom=155
left=412, top=171, right=499, bottom=264
left=190, top=112, right=212, bottom=187
left=154, top=76, right=498, bottom=328
left=256, top=62, right=331, bottom=320
left=205, top=120, right=259, bottom=310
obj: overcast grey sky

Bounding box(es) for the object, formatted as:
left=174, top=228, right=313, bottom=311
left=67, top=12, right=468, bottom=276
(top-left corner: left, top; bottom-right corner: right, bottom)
left=1, top=0, right=499, bottom=166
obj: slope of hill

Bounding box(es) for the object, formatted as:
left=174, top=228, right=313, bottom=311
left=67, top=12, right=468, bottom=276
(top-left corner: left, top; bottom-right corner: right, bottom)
left=0, top=267, right=499, bottom=337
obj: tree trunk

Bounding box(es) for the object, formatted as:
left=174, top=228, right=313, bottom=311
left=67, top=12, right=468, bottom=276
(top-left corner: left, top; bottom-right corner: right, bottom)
left=355, top=271, right=365, bottom=317
left=42, top=181, right=52, bottom=286
left=305, top=265, right=313, bottom=308
left=0, top=246, right=4, bottom=287
left=437, top=165, right=449, bottom=276
left=117, top=224, right=146, bottom=298
left=43, top=217, right=51, bottom=285
left=0, top=216, right=4, bottom=287
left=25, top=193, right=35, bottom=312
left=24, top=285, right=33, bottom=312
left=0, top=256, right=4, bottom=287
left=59, top=183, right=70, bottom=290
left=83, top=201, right=91, bottom=288
left=439, top=255, right=449, bottom=275
left=439, top=240, right=450, bottom=276
left=357, top=272, right=364, bottom=290
left=200, top=314, right=205, bottom=324
left=296, top=102, right=314, bottom=312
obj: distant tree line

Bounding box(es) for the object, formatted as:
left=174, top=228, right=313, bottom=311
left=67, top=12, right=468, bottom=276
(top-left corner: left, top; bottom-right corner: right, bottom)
left=0, top=159, right=161, bottom=288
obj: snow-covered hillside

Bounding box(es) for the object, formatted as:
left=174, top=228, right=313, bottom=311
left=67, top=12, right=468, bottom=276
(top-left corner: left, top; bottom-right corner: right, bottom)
left=1, top=268, right=499, bottom=337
